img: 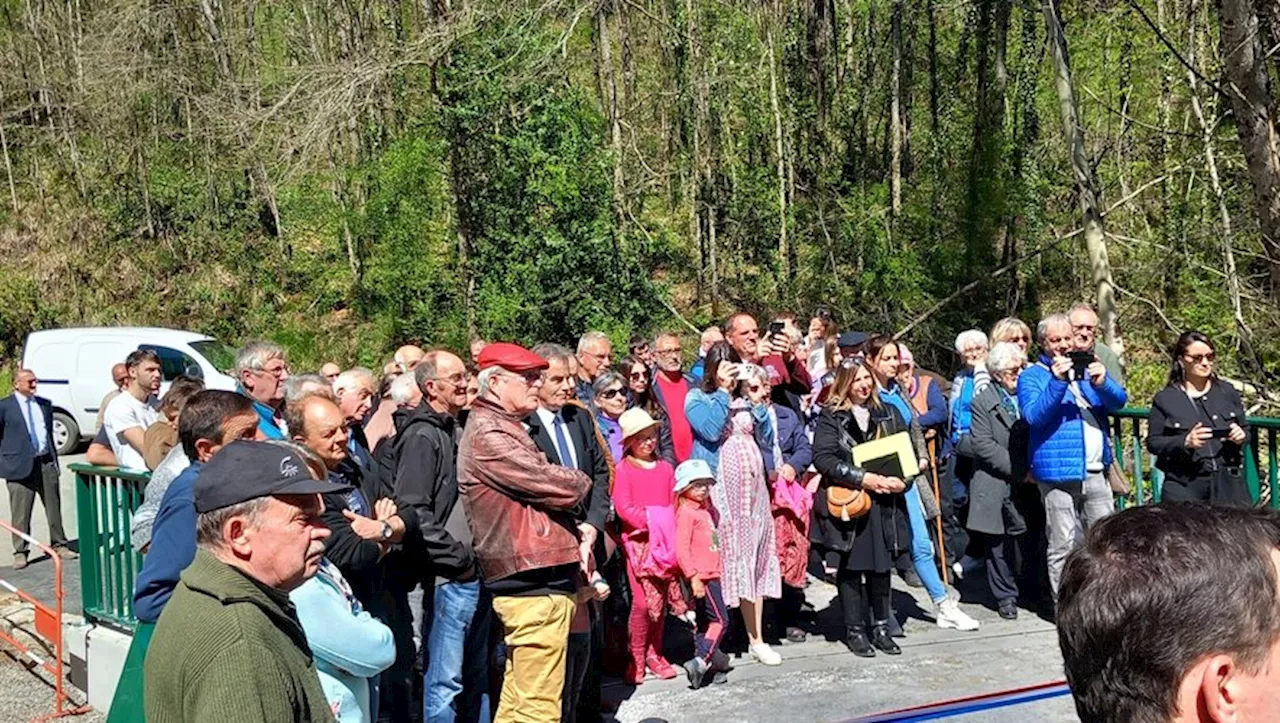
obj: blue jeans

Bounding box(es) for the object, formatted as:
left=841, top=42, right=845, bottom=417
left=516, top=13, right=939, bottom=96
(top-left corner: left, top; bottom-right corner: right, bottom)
left=905, top=483, right=948, bottom=603
left=424, top=580, right=493, bottom=723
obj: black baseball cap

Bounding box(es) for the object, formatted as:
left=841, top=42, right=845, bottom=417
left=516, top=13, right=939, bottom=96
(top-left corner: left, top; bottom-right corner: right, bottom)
left=194, top=440, right=351, bottom=513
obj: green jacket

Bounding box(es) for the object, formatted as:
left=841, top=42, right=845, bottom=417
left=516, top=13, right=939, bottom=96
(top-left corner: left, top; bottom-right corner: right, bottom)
left=144, top=549, right=335, bottom=723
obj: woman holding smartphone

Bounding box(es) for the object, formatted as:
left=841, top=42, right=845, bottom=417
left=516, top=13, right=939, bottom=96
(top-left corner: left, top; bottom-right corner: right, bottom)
left=1147, top=331, right=1251, bottom=505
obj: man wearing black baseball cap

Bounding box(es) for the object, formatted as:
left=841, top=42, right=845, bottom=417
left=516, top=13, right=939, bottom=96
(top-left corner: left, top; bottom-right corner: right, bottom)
left=144, top=440, right=349, bottom=723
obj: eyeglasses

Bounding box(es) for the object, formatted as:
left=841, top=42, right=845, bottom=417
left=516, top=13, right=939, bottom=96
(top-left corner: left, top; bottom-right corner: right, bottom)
left=502, top=370, right=544, bottom=386
left=656, top=348, right=681, bottom=356
left=259, top=363, right=290, bottom=378
left=628, top=371, right=647, bottom=380
left=747, top=385, right=763, bottom=393
left=840, top=355, right=866, bottom=369
left=1184, top=353, right=1216, bottom=364
left=598, top=388, right=624, bottom=400
left=1005, top=335, right=1029, bottom=343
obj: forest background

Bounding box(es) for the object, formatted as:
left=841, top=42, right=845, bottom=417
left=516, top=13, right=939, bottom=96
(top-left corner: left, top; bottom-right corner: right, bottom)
left=0, top=0, right=1278, bottom=408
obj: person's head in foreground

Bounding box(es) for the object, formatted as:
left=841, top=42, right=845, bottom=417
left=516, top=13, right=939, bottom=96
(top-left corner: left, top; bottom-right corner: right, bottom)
left=1058, top=504, right=1280, bottom=723
left=194, top=439, right=343, bottom=591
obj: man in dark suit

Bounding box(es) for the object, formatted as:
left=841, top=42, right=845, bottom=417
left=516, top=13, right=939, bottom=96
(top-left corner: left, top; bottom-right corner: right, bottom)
left=1, top=369, right=74, bottom=569
left=527, top=343, right=612, bottom=720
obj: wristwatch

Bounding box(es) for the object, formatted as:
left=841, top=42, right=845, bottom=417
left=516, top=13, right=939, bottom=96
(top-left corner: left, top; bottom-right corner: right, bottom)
left=379, top=521, right=393, bottom=541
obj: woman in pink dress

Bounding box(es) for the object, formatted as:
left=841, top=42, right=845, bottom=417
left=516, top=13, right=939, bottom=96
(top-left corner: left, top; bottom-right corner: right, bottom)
left=714, top=392, right=783, bottom=666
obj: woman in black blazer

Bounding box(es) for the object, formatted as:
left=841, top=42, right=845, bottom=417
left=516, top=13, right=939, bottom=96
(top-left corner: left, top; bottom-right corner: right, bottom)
left=1147, top=331, right=1250, bottom=505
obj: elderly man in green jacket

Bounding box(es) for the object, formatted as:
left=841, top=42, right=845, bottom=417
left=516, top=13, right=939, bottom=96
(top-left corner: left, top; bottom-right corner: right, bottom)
left=144, top=439, right=349, bottom=723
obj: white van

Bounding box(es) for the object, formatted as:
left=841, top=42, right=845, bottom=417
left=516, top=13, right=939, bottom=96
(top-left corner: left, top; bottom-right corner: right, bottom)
left=21, top=327, right=240, bottom=455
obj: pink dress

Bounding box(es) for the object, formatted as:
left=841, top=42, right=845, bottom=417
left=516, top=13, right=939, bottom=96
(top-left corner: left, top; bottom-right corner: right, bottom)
left=712, top=400, right=782, bottom=608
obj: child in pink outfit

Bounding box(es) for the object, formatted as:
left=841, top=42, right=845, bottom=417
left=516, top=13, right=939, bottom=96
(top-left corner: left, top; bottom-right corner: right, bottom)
left=674, top=459, right=730, bottom=689
left=612, top=408, right=682, bottom=684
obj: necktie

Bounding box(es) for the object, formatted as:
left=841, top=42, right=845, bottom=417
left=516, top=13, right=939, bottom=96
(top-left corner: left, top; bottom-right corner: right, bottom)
left=25, top=398, right=40, bottom=453
left=553, top=415, right=574, bottom=468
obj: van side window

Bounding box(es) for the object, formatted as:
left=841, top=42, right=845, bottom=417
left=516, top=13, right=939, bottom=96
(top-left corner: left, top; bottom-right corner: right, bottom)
left=139, top=345, right=204, bottom=382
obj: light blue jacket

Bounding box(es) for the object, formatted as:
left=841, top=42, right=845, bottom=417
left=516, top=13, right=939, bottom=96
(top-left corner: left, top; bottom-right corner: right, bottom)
left=290, top=560, right=396, bottom=723
left=1017, top=357, right=1127, bottom=484
left=685, top=388, right=771, bottom=474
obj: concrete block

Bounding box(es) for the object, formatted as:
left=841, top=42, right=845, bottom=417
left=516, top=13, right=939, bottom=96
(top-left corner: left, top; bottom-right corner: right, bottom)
left=85, top=625, right=132, bottom=712
left=63, top=621, right=90, bottom=693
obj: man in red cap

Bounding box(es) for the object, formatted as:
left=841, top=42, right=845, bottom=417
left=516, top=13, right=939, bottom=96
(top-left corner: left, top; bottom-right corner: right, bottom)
left=458, top=342, right=592, bottom=723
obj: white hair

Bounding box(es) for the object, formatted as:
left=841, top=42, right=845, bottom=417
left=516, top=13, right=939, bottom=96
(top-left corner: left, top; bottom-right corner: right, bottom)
left=234, top=341, right=285, bottom=375
left=743, top=363, right=770, bottom=385
left=333, top=367, right=375, bottom=397
left=987, top=342, right=1027, bottom=374
left=1037, top=313, right=1073, bottom=344
left=389, top=373, right=418, bottom=406
left=954, top=329, right=989, bottom=354
left=577, top=331, right=610, bottom=355
left=283, top=374, right=333, bottom=408
left=476, top=366, right=504, bottom=398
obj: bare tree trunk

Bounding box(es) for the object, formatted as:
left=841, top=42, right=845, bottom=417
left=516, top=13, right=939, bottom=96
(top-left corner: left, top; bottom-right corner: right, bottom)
left=1043, top=0, right=1120, bottom=350
left=1218, top=0, right=1280, bottom=300
left=596, top=1, right=625, bottom=227
left=890, top=0, right=902, bottom=215
left=767, top=24, right=789, bottom=281
left=0, top=90, right=17, bottom=214
left=1188, top=20, right=1249, bottom=345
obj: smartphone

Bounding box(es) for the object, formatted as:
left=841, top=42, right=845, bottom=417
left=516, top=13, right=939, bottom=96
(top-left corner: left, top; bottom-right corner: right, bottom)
left=1067, top=351, right=1094, bottom=379
left=1210, top=427, right=1232, bottom=439
left=768, top=321, right=786, bottom=338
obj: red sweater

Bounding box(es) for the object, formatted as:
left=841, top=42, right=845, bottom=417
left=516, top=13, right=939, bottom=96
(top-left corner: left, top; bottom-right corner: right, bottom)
left=612, top=458, right=676, bottom=533
left=656, top=371, right=694, bottom=462
left=676, top=498, right=721, bottom=580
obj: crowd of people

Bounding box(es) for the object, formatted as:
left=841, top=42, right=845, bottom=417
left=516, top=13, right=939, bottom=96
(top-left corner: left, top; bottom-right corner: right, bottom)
left=0, top=302, right=1261, bottom=723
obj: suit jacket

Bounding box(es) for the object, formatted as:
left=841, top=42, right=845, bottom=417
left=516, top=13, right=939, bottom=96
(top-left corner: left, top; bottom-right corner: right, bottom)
left=0, top=394, right=57, bottom=480
left=525, top=402, right=613, bottom=532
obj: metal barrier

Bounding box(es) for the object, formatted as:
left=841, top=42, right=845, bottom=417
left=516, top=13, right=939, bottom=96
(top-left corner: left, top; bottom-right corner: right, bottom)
left=1111, top=408, right=1280, bottom=508
left=70, top=464, right=149, bottom=632
left=0, top=520, right=93, bottom=720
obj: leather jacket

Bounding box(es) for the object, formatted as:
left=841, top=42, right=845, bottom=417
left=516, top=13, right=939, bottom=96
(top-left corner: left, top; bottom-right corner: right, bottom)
left=457, top=398, right=591, bottom=582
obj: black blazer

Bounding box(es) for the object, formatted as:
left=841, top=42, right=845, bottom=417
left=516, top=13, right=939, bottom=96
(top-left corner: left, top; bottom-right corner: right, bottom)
left=525, top=402, right=612, bottom=533
left=1148, top=381, right=1248, bottom=481
left=0, top=394, right=57, bottom=480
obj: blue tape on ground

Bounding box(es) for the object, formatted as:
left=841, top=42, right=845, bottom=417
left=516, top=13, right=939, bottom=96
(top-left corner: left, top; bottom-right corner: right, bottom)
left=849, top=681, right=1073, bottom=722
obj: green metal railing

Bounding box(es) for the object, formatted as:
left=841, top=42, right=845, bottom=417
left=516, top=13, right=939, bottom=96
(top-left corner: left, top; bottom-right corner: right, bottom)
left=1110, top=408, right=1280, bottom=508
left=71, top=464, right=150, bottom=632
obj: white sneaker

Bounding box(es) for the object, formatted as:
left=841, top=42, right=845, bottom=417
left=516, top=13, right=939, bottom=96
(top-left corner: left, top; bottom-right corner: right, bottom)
left=749, top=642, right=782, bottom=666
left=952, top=555, right=982, bottom=580
left=936, top=598, right=981, bottom=631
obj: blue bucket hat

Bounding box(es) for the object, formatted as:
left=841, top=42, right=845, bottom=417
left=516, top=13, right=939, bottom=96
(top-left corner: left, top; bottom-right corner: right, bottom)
left=674, top=459, right=716, bottom=495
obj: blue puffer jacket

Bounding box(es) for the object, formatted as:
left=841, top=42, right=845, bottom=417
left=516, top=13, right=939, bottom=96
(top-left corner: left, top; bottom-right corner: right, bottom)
left=1017, top=356, right=1127, bottom=484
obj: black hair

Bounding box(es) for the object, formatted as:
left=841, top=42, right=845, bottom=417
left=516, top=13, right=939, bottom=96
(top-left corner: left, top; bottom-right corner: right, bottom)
left=125, top=348, right=161, bottom=370
left=700, top=341, right=736, bottom=394
left=1167, top=330, right=1216, bottom=387
left=179, top=390, right=255, bottom=461
left=1058, top=504, right=1280, bottom=723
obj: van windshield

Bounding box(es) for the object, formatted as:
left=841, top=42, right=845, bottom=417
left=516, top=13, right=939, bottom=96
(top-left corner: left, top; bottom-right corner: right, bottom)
left=190, top=340, right=237, bottom=375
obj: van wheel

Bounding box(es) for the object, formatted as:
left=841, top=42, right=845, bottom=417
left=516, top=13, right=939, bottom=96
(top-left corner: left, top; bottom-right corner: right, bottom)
left=52, top=411, right=79, bottom=456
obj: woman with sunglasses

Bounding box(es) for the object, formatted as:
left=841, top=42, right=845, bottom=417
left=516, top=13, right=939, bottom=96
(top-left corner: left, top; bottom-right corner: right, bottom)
left=1147, top=331, right=1250, bottom=505
left=592, top=371, right=630, bottom=463
left=990, top=317, right=1033, bottom=356
left=621, top=355, right=676, bottom=465
left=811, top=357, right=913, bottom=657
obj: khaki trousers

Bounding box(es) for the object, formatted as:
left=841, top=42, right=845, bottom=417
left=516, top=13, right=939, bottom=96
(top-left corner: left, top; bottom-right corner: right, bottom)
left=491, top=593, right=576, bottom=723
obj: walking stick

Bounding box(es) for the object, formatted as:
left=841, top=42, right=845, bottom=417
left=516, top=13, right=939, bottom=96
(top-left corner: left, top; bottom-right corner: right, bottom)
left=929, top=438, right=950, bottom=586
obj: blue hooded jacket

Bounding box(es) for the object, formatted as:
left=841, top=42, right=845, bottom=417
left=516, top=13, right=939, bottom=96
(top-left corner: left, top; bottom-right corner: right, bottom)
left=1017, top=356, right=1127, bottom=484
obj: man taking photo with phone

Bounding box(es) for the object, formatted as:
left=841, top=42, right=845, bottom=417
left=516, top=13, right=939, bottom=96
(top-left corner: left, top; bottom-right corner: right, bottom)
left=1017, top=312, right=1127, bottom=614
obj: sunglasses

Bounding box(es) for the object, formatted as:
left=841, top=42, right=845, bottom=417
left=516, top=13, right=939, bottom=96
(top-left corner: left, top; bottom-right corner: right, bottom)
left=629, top=371, right=647, bottom=380
left=598, top=388, right=625, bottom=399
left=1184, top=353, right=1216, bottom=364
left=747, top=384, right=762, bottom=393
left=840, top=354, right=866, bottom=369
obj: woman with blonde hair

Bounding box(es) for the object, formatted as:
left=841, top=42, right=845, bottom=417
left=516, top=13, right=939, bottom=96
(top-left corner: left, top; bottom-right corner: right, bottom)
left=810, top=357, right=914, bottom=657
left=989, top=317, right=1032, bottom=356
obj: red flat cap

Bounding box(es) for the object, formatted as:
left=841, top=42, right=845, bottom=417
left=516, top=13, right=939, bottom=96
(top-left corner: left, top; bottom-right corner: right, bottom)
left=475, top=342, right=549, bottom=372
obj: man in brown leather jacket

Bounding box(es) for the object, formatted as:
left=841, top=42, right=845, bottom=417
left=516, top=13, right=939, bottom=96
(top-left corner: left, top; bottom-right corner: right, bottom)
left=457, top=342, right=591, bottom=723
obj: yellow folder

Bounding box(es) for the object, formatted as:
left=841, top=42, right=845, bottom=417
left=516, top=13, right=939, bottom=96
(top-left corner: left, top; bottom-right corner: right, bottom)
left=852, top=431, right=920, bottom=479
